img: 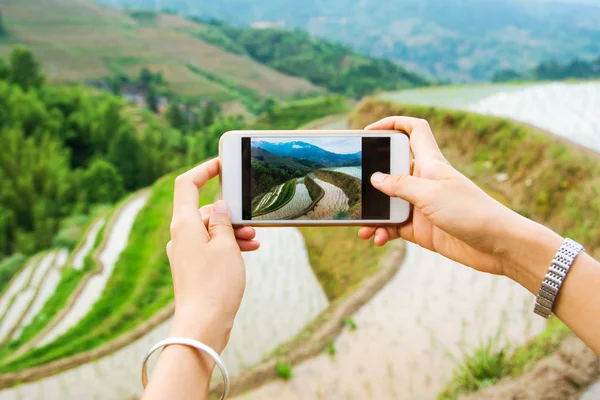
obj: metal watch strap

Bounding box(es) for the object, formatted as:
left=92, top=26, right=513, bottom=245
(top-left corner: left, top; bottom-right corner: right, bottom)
left=534, top=238, right=585, bottom=318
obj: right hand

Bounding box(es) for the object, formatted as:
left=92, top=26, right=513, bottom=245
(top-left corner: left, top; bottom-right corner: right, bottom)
left=359, top=116, right=561, bottom=279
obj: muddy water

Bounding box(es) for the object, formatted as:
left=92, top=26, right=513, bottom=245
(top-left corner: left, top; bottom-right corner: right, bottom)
left=72, top=218, right=106, bottom=270
left=12, top=249, right=69, bottom=339
left=235, top=243, right=546, bottom=400
left=0, top=228, right=328, bottom=400
left=37, top=193, right=150, bottom=347
left=0, top=252, right=57, bottom=341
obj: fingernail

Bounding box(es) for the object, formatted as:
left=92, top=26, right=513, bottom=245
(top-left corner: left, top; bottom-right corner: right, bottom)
left=371, top=172, right=388, bottom=184
left=213, top=200, right=229, bottom=215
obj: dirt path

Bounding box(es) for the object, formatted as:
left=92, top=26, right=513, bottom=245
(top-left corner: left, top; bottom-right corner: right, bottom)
left=298, top=178, right=349, bottom=220
left=0, top=228, right=328, bottom=400
left=234, top=243, right=545, bottom=400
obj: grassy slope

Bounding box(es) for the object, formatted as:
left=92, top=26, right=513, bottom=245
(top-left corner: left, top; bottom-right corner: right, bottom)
left=350, top=99, right=600, bottom=398
left=254, top=96, right=351, bottom=129
left=0, top=0, right=321, bottom=100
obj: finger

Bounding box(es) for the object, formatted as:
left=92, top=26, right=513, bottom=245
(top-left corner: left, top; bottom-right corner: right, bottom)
left=208, top=200, right=236, bottom=244
left=398, top=222, right=416, bottom=243
left=234, top=226, right=256, bottom=241
left=173, top=158, right=219, bottom=218
left=199, top=205, right=212, bottom=226
left=374, top=227, right=389, bottom=247
left=237, top=239, right=260, bottom=252
left=358, top=227, right=376, bottom=240
left=371, top=172, right=437, bottom=206
left=200, top=205, right=255, bottom=240
left=366, top=116, right=443, bottom=160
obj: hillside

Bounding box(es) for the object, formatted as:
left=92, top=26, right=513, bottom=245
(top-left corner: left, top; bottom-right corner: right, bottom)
left=0, top=0, right=321, bottom=101
left=493, top=55, right=600, bottom=83
left=104, top=0, right=600, bottom=82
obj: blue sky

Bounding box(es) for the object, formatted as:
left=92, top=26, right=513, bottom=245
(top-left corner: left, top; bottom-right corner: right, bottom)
left=254, top=137, right=361, bottom=154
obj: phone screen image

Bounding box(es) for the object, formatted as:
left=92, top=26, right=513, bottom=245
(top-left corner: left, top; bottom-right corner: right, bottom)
left=241, top=136, right=390, bottom=221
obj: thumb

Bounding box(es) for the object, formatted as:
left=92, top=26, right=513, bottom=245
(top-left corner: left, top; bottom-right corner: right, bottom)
left=208, top=200, right=236, bottom=244
left=370, top=172, right=436, bottom=206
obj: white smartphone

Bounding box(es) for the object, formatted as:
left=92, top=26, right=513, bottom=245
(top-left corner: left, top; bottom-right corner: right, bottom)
left=219, top=130, right=411, bottom=226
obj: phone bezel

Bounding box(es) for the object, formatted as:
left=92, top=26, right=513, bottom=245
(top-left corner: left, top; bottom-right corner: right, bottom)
left=219, top=130, right=411, bottom=226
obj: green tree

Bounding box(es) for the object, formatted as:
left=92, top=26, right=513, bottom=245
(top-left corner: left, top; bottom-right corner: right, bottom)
left=138, top=67, right=153, bottom=86
left=201, top=101, right=218, bottom=127
left=145, top=86, right=158, bottom=113
left=82, top=159, right=124, bottom=204
left=165, top=103, right=186, bottom=130
left=108, top=127, right=144, bottom=190
left=0, top=59, right=7, bottom=80
left=8, top=46, right=44, bottom=91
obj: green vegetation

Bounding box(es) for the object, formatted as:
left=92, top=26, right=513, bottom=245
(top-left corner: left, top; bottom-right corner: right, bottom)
left=0, top=47, right=244, bottom=261
left=327, top=342, right=336, bottom=357
left=304, top=175, right=325, bottom=207
left=343, top=317, right=358, bottom=331
left=0, top=254, right=27, bottom=297
left=315, top=170, right=362, bottom=217
left=275, top=361, right=293, bottom=380
left=351, top=99, right=599, bottom=398
left=254, top=96, right=350, bottom=130
left=0, top=175, right=219, bottom=372
left=194, top=20, right=429, bottom=98
left=494, top=56, right=600, bottom=83
left=299, top=227, right=387, bottom=300
left=438, top=319, right=571, bottom=399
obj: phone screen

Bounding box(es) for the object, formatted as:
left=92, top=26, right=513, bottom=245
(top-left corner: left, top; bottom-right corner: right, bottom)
left=241, top=136, right=391, bottom=221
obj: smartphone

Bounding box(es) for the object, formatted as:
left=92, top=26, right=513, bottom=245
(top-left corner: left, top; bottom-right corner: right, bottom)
left=219, top=130, right=411, bottom=226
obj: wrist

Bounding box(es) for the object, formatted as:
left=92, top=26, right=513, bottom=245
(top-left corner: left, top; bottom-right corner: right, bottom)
left=497, top=214, right=563, bottom=294
left=170, top=304, right=232, bottom=354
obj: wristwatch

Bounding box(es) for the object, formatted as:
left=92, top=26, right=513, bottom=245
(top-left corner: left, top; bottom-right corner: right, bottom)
left=534, top=238, right=585, bottom=318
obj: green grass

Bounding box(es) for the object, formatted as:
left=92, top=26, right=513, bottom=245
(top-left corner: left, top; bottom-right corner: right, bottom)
left=298, top=227, right=387, bottom=301
left=254, top=96, right=350, bottom=130
left=275, top=361, right=293, bottom=380
left=0, top=174, right=219, bottom=372
left=438, top=319, right=570, bottom=399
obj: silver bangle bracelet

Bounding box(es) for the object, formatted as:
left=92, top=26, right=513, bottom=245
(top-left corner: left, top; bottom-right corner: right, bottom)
left=534, top=238, right=585, bottom=319
left=141, top=337, right=230, bottom=400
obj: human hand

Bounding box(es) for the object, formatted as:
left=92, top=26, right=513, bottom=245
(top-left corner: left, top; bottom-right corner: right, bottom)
left=358, top=116, right=561, bottom=280
left=166, top=158, right=258, bottom=353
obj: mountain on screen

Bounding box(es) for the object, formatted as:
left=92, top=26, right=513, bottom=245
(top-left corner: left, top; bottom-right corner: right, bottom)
left=252, top=140, right=360, bottom=167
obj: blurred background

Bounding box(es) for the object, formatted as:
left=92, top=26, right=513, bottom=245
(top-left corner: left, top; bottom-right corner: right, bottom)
left=0, top=0, right=599, bottom=399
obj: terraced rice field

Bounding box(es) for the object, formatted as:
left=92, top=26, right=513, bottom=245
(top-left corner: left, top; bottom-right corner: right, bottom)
left=0, top=252, right=61, bottom=342
left=0, top=228, right=328, bottom=400
left=71, top=219, right=105, bottom=270
left=298, top=178, right=350, bottom=220
left=36, top=192, right=150, bottom=347
left=254, top=182, right=313, bottom=221
left=12, top=250, right=69, bottom=339
left=322, top=166, right=362, bottom=179
left=381, top=82, right=600, bottom=151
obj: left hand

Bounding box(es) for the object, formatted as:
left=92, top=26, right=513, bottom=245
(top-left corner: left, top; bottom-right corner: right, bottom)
left=166, top=159, right=258, bottom=353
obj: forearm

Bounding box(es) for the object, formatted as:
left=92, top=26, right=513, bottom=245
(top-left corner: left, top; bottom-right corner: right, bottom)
left=142, top=311, right=229, bottom=400
left=500, top=216, right=600, bottom=354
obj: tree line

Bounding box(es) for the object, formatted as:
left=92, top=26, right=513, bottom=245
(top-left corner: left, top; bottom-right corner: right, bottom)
left=0, top=47, right=244, bottom=259
left=493, top=56, right=600, bottom=83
